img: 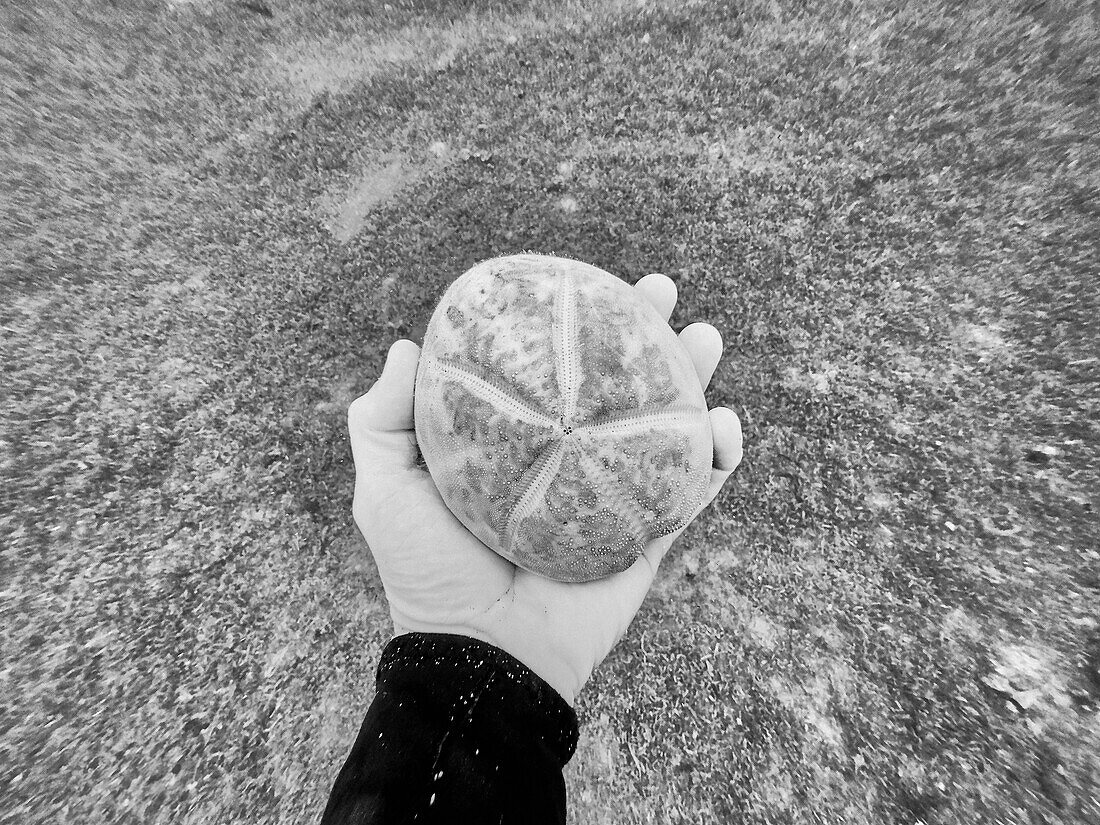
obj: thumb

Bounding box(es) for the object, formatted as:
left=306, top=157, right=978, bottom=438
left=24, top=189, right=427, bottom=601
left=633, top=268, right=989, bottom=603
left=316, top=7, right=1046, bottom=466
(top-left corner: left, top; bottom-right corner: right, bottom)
left=348, top=339, right=424, bottom=480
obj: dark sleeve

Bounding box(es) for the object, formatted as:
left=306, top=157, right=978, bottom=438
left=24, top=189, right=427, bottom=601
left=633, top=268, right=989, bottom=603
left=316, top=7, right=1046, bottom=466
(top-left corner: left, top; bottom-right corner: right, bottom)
left=319, top=632, right=580, bottom=825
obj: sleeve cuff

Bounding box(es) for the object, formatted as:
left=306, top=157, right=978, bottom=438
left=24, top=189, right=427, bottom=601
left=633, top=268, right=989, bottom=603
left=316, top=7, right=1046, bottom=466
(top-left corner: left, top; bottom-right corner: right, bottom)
left=377, top=632, right=579, bottom=766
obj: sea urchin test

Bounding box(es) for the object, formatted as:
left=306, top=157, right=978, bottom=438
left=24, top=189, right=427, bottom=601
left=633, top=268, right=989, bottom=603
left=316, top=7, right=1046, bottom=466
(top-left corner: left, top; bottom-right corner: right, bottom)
left=414, top=254, right=713, bottom=583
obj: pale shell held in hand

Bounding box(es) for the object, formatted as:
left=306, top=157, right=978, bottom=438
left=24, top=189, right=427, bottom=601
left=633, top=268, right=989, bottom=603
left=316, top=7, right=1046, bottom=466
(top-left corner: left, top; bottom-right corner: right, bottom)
left=413, top=254, right=713, bottom=582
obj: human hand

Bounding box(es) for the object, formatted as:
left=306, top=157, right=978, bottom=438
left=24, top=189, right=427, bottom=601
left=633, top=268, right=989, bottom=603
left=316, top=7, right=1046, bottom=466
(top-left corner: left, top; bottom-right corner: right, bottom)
left=347, top=273, right=743, bottom=705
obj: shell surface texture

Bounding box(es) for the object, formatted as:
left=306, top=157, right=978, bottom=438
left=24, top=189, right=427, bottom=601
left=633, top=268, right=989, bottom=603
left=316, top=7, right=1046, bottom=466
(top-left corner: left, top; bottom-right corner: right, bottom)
left=414, top=254, right=713, bottom=582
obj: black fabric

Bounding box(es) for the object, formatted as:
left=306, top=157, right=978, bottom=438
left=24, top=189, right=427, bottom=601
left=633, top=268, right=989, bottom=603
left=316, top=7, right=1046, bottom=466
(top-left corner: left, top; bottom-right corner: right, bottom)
left=320, top=633, right=580, bottom=824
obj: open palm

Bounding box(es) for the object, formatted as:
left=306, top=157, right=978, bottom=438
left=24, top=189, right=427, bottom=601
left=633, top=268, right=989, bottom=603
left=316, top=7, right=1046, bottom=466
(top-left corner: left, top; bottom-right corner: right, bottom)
left=348, top=273, right=743, bottom=704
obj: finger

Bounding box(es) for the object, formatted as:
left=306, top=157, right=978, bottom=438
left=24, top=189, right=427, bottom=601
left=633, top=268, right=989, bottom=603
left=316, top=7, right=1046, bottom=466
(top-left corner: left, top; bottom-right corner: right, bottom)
left=704, top=405, right=744, bottom=502
left=678, top=323, right=722, bottom=390
left=634, top=273, right=677, bottom=322
left=348, top=339, right=423, bottom=476
left=350, top=339, right=420, bottom=433
left=638, top=406, right=743, bottom=574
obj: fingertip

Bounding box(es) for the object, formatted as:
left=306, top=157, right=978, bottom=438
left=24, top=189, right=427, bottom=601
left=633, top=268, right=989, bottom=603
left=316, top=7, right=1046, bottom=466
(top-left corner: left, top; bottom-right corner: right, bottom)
left=349, top=339, right=420, bottom=435
left=709, top=406, right=744, bottom=472
left=679, top=323, right=723, bottom=389
left=634, top=273, right=677, bottom=321
left=680, top=322, right=722, bottom=352
left=384, top=339, right=422, bottom=375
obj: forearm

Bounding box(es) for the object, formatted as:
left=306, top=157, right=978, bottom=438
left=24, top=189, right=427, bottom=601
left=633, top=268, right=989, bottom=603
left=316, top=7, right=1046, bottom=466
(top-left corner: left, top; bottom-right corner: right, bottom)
left=320, top=633, right=579, bottom=825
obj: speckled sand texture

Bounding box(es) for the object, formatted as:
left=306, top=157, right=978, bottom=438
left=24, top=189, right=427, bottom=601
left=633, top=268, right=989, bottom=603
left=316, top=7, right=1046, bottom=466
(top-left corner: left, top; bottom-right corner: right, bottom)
left=414, top=255, right=712, bottom=581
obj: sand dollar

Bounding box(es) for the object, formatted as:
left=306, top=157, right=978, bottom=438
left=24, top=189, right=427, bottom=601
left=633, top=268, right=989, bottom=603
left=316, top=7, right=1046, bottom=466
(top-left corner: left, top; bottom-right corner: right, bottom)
left=414, top=254, right=712, bottom=582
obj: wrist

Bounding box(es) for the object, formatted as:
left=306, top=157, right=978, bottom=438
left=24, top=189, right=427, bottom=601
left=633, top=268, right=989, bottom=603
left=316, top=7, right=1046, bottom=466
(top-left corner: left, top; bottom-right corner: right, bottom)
left=460, top=625, right=584, bottom=706
left=494, top=644, right=578, bottom=706
left=492, top=639, right=580, bottom=706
